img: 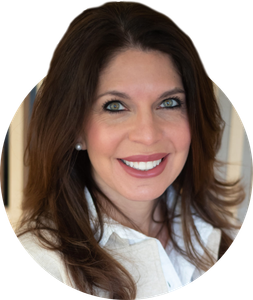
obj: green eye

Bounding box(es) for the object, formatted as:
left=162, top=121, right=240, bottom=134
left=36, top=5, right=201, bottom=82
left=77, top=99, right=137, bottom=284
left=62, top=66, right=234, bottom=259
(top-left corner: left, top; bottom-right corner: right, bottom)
left=103, top=100, right=126, bottom=113
left=160, top=98, right=179, bottom=108
left=108, top=102, right=120, bottom=110
left=104, top=98, right=180, bottom=112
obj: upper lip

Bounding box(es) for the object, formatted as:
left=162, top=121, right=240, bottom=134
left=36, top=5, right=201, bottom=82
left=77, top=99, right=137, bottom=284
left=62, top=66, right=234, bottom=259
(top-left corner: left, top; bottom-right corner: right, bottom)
left=120, top=153, right=168, bottom=162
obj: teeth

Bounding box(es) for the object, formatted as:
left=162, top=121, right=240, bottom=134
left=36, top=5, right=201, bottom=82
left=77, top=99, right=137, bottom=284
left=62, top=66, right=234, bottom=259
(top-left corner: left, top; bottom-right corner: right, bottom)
left=122, top=159, right=162, bottom=171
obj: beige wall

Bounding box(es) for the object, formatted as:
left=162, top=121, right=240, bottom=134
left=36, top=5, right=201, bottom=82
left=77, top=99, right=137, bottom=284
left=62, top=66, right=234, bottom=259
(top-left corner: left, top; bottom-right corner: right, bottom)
left=5, top=101, right=24, bottom=230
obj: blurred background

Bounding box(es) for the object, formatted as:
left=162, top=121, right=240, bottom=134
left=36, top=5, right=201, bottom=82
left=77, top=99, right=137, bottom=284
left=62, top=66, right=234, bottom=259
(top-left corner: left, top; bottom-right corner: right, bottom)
left=1, top=82, right=252, bottom=231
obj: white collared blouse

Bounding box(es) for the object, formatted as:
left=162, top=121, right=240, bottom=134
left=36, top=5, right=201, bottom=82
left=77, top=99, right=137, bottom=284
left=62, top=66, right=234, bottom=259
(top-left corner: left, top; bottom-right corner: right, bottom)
left=85, top=187, right=221, bottom=293
left=18, top=187, right=222, bottom=298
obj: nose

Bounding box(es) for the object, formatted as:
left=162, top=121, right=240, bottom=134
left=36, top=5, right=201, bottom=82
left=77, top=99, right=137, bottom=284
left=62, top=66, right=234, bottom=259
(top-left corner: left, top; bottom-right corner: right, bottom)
left=128, top=111, right=163, bottom=146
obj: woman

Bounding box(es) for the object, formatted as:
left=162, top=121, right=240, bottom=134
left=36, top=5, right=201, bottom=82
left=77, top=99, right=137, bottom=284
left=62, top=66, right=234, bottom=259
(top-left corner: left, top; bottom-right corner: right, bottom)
left=17, top=2, right=244, bottom=299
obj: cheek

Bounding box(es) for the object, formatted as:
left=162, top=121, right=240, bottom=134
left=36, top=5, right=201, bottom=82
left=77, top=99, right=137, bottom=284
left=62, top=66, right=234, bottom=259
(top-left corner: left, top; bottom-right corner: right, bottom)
left=166, top=119, right=191, bottom=152
left=85, top=119, right=124, bottom=157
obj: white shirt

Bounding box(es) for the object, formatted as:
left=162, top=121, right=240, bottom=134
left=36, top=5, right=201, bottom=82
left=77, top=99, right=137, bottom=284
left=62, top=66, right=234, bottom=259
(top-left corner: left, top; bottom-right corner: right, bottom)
left=18, top=186, right=222, bottom=298
left=85, top=187, right=221, bottom=293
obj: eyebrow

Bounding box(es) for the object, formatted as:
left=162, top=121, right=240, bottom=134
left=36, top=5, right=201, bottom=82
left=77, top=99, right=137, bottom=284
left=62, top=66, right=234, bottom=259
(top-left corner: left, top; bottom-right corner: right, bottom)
left=96, top=87, right=185, bottom=101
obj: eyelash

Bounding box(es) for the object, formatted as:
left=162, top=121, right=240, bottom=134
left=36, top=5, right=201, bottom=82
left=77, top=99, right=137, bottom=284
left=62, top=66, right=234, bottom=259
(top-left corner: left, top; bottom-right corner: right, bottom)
left=102, top=97, right=183, bottom=113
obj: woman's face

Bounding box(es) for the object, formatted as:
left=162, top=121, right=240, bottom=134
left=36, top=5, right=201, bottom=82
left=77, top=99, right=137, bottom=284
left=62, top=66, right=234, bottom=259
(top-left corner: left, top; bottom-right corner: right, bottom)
left=82, top=49, right=191, bottom=202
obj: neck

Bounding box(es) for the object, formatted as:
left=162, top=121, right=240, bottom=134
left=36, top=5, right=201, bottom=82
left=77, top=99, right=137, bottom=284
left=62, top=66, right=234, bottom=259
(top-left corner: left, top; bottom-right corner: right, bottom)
left=97, top=188, right=164, bottom=238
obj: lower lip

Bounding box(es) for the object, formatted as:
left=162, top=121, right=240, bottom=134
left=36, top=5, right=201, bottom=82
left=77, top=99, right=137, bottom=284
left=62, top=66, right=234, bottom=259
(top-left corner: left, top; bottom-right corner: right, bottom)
left=118, top=155, right=169, bottom=179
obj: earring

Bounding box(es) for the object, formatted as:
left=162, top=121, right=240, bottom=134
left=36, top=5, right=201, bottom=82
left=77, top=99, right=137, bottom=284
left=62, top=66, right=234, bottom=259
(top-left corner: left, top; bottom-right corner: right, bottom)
left=75, top=143, right=82, bottom=151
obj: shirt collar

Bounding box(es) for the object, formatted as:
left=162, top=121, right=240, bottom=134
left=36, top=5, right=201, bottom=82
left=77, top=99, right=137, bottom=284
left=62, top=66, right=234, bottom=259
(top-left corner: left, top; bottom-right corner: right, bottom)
left=85, top=188, right=149, bottom=246
left=85, top=187, right=213, bottom=249
left=84, top=187, right=219, bottom=287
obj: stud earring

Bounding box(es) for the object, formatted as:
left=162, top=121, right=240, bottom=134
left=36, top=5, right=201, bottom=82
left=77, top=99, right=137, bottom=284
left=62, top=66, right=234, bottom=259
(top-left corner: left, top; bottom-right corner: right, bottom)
left=75, top=143, right=82, bottom=151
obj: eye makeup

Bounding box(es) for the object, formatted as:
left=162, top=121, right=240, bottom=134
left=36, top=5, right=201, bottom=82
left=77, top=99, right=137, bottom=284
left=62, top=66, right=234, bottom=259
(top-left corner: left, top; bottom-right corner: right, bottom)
left=102, top=95, right=184, bottom=114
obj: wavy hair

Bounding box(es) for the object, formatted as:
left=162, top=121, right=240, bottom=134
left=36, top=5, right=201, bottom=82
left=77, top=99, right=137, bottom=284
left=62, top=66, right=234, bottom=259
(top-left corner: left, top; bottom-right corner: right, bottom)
left=17, top=2, right=244, bottom=298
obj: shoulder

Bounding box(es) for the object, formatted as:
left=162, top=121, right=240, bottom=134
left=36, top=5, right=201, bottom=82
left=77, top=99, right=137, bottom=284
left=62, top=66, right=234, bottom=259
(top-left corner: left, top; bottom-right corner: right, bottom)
left=18, top=231, right=72, bottom=286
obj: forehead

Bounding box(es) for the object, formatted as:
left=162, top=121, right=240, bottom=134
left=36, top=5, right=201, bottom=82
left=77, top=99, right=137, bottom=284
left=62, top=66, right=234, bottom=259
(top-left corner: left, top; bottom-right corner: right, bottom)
left=97, top=49, right=183, bottom=97
left=100, top=49, right=177, bottom=75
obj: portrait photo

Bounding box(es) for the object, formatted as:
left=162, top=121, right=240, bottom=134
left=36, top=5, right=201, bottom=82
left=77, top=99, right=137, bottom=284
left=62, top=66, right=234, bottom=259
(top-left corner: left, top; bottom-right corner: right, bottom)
left=1, top=1, right=252, bottom=300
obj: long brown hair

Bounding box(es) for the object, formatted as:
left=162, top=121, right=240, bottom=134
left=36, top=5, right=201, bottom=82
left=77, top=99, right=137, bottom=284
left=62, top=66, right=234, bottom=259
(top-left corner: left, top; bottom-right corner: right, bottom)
left=17, top=2, right=244, bottom=298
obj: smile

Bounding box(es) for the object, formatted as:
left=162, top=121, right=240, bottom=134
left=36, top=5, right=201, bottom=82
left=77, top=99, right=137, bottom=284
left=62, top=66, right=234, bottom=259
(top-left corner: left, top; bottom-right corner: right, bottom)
left=121, top=159, right=162, bottom=171
left=118, top=153, right=169, bottom=178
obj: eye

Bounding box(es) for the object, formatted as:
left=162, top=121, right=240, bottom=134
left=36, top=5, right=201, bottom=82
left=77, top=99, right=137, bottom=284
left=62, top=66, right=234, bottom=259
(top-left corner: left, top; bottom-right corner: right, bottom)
left=106, top=101, right=124, bottom=111
left=102, top=100, right=125, bottom=113
left=159, top=98, right=180, bottom=109
left=102, top=97, right=183, bottom=113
